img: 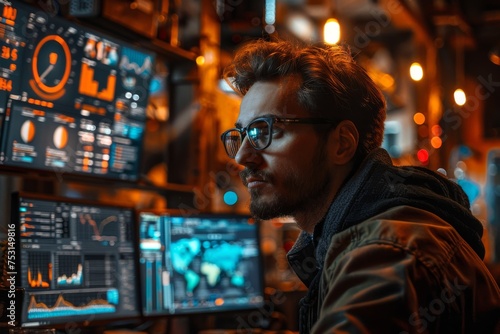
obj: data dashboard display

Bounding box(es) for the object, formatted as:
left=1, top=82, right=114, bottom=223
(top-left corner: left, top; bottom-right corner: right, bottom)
left=138, top=213, right=265, bottom=316
left=0, top=2, right=154, bottom=180
left=12, top=193, right=140, bottom=327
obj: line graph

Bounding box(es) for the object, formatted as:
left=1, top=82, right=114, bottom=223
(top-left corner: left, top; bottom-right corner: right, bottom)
left=119, top=47, right=152, bottom=77
left=76, top=211, right=119, bottom=243
left=27, top=292, right=117, bottom=319
left=119, top=56, right=152, bottom=75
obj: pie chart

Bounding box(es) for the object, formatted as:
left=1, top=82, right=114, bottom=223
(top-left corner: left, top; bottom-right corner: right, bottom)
left=53, top=126, right=68, bottom=149
left=20, top=120, right=36, bottom=143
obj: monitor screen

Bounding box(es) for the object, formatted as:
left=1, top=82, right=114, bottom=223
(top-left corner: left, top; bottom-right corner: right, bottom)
left=11, top=192, right=141, bottom=327
left=138, top=212, right=265, bottom=316
left=0, top=2, right=154, bottom=181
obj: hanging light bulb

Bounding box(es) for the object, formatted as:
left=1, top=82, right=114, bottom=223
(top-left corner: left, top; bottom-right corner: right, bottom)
left=454, top=88, right=466, bottom=106
left=410, top=62, right=423, bottom=81
left=324, top=18, right=340, bottom=45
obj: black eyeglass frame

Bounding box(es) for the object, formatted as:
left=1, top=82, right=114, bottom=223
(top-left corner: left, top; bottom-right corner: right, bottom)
left=220, top=116, right=340, bottom=158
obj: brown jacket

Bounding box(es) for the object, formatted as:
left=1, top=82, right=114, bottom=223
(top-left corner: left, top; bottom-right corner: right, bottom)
left=312, top=206, right=500, bottom=333
left=287, top=149, right=500, bottom=333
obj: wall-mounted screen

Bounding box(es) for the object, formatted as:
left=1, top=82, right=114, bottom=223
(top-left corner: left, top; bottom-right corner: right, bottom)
left=138, top=212, right=265, bottom=316
left=0, top=2, right=154, bottom=181
left=10, top=192, right=140, bottom=328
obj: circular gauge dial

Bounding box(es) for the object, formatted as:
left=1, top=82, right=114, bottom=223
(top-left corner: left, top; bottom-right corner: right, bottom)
left=32, top=35, right=71, bottom=95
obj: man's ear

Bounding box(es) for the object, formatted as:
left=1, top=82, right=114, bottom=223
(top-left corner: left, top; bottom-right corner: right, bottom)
left=329, top=120, right=359, bottom=165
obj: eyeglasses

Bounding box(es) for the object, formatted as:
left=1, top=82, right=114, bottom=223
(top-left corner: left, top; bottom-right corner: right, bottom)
left=220, top=116, right=339, bottom=158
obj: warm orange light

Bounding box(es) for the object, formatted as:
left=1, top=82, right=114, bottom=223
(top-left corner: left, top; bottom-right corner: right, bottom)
left=490, top=51, right=500, bottom=66
left=454, top=88, right=466, bottom=106
left=413, top=112, right=426, bottom=125
left=196, top=56, right=205, bottom=66
left=324, top=18, right=341, bottom=45
left=431, top=125, right=442, bottom=136
left=410, top=62, right=423, bottom=81
left=379, top=73, right=395, bottom=90
left=430, top=136, right=442, bottom=149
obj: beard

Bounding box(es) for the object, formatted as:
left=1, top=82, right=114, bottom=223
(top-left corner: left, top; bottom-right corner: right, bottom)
left=240, top=142, right=331, bottom=221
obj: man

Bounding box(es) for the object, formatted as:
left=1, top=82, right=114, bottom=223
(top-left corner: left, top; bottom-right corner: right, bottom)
left=220, top=39, right=500, bottom=333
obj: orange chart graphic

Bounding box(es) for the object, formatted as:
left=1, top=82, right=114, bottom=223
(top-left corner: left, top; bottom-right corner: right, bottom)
left=79, top=213, right=118, bottom=241
left=29, top=35, right=71, bottom=100
left=20, top=120, right=36, bottom=143
left=78, top=63, right=116, bottom=102
left=27, top=263, right=52, bottom=288
left=28, top=294, right=113, bottom=311
left=53, top=126, right=68, bottom=149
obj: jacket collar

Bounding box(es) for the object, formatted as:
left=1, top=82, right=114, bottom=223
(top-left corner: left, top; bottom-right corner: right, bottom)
left=288, top=148, right=485, bottom=285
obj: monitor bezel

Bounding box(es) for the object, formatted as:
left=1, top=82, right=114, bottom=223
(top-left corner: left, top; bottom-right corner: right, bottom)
left=136, top=209, right=266, bottom=318
left=9, top=191, right=143, bottom=329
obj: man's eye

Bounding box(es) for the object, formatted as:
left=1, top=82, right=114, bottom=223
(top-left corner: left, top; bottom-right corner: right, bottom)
left=271, top=125, right=283, bottom=135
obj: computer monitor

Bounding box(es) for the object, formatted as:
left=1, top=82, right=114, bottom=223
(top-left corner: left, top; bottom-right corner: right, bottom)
left=138, top=212, right=265, bottom=316
left=0, top=1, right=154, bottom=181
left=10, top=192, right=141, bottom=328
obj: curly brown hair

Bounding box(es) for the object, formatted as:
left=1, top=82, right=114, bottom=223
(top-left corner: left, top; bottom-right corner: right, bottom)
left=223, top=39, right=386, bottom=162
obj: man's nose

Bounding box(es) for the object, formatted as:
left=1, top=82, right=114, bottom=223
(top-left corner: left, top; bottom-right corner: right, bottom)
left=235, top=136, right=262, bottom=167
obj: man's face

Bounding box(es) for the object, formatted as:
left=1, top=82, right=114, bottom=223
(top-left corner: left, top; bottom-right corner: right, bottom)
left=235, top=79, right=333, bottom=221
